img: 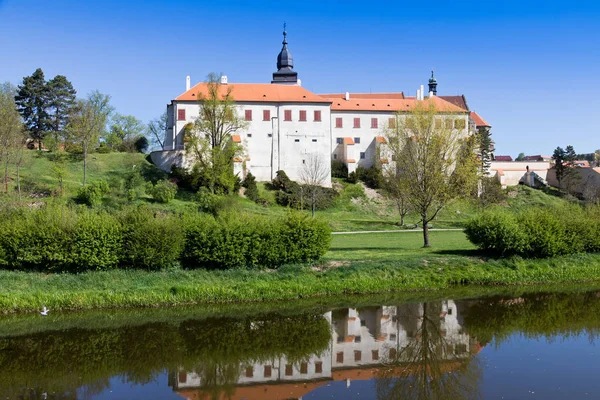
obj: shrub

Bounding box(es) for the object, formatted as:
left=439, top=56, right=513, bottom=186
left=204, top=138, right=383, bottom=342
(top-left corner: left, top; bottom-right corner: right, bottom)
left=242, top=172, right=260, bottom=202
left=119, top=207, right=184, bottom=270
left=151, top=180, right=177, bottom=203
left=465, top=209, right=528, bottom=256
left=331, top=160, right=348, bottom=178
left=354, top=166, right=383, bottom=189
left=346, top=171, right=358, bottom=184
left=70, top=210, right=122, bottom=272
left=75, top=180, right=110, bottom=207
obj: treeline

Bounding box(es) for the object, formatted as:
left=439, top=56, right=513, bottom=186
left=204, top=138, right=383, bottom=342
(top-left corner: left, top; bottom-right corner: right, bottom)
left=465, top=204, right=600, bottom=258
left=0, top=206, right=331, bottom=272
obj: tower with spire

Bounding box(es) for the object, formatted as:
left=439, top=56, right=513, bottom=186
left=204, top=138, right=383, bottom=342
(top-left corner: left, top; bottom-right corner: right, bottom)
left=271, top=24, right=299, bottom=85
left=428, top=70, right=437, bottom=95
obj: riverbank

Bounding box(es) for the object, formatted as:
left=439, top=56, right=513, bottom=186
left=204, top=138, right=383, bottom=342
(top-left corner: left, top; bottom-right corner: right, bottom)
left=2, top=231, right=600, bottom=314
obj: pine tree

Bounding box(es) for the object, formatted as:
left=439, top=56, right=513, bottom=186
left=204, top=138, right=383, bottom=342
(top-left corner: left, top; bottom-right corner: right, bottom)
left=14, top=68, right=50, bottom=150
left=475, top=126, right=494, bottom=175
left=46, top=75, right=77, bottom=149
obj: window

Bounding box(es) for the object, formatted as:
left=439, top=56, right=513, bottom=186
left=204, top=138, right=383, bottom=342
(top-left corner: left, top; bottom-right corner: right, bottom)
left=336, top=352, right=344, bottom=363
left=245, top=110, right=252, bottom=121
left=445, top=119, right=453, bottom=129
left=312, top=139, right=317, bottom=142
left=455, top=119, right=466, bottom=129
left=448, top=308, right=453, bottom=315
left=354, top=350, right=362, bottom=362
left=314, top=110, right=322, bottom=121
left=294, top=139, right=300, bottom=142
left=268, top=133, right=272, bottom=137
left=353, top=118, right=361, bottom=128
left=333, top=154, right=337, bottom=159
left=247, top=133, right=252, bottom=138
left=390, top=333, right=397, bottom=341
left=388, top=117, right=396, bottom=128
left=335, top=117, right=343, bottom=128
left=371, top=118, right=378, bottom=129
left=245, top=367, right=253, bottom=378
left=360, top=319, right=366, bottom=326
left=354, top=137, right=360, bottom=144
left=336, top=137, right=343, bottom=144
left=263, top=109, right=271, bottom=121
left=284, top=110, right=292, bottom=121
left=372, top=350, right=379, bottom=361
left=299, top=110, right=307, bottom=121
left=389, top=348, right=397, bottom=359
left=285, top=365, right=293, bottom=376
left=264, top=365, right=272, bottom=378
left=179, top=372, right=187, bottom=383
left=360, top=152, right=366, bottom=159
left=355, top=335, right=362, bottom=343
left=300, top=363, right=308, bottom=374
left=315, top=361, right=323, bottom=374
left=177, top=109, right=186, bottom=121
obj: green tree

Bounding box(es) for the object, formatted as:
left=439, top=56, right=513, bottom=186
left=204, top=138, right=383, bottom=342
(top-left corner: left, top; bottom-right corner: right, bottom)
left=515, top=152, right=525, bottom=161
left=385, top=103, right=477, bottom=247
left=552, top=145, right=577, bottom=189
left=0, top=83, right=26, bottom=195
left=186, top=73, right=247, bottom=194
left=14, top=68, right=49, bottom=150
left=299, top=153, right=329, bottom=216
left=383, top=167, right=411, bottom=226
left=107, top=113, right=146, bottom=152
left=46, top=75, right=77, bottom=151
left=475, top=126, right=494, bottom=175
left=68, top=91, right=113, bottom=186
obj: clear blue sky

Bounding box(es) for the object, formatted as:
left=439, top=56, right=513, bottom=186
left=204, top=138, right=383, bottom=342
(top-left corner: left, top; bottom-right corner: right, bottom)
left=1, top=0, right=598, bottom=157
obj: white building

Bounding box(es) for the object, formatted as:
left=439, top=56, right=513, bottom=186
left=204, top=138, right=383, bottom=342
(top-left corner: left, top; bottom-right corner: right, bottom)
left=152, top=30, right=490, bottom=185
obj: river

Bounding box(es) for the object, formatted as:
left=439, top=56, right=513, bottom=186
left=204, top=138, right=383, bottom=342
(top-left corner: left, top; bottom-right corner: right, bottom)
left=1, top=287, right=600, bottom=399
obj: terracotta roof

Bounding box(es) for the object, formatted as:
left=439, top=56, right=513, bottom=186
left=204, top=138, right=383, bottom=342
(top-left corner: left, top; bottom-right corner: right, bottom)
left=231, top=135, right=242, bottom=143
left=470, top=111, right=490, bottom=127
left=324, top=96, right=467, bottom=113
left=319, top=92, right=405, bottom=100
left=574, top=160, right=590, bottom=168
left=175, top=83, right=331, bottom=103
left=375, top=136, right=387, bottom=144
left=380, top=158, right=389, bottom=164
left=494, top=155, right=513, bottom=162
left=343, top=137, right=355, bottom=145
left=347, top=159, right=356, bottom=163
left=439, top=95, right=469, bottom=110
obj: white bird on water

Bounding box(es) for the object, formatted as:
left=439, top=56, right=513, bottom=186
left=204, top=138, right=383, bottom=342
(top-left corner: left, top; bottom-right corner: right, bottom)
left=40, top=305, right=49, bottom=316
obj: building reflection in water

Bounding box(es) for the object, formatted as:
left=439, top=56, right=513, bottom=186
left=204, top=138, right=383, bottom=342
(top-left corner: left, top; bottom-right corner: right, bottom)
left=172, top=300, right=482, bottom=400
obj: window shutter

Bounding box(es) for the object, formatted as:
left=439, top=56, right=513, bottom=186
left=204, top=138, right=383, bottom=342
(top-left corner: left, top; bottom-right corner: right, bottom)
left=388, top=118, right=396, bottom=128
left=336, top=117, right=343, bottom=128
left=245, top=110, right=252, bottom=121
left=371, top=118, right=378, bottom=129
left=314, top=110, right=321, bottom=121
left=177, top=109, right=186, bottom=121
left=354, top=118, right=360, bottom=128
left=263, top=110, right=270, bottom=121
left=299, top=110, right=307, bottom=121
left=284, top=110, right=292, bottom=121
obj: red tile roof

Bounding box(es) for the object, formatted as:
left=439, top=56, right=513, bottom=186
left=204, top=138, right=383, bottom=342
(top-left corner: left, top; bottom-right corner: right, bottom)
left=376, top=136, right=387, bottom=144
left=319, top=92, right=405, bottom=100
left=494, top=155, right=513, bottom=162
left=439, top=95, right=469, bottom=110
left=175, top=83, right=331, bottom=103
left=470, top=111, right=490, bottom=127
left=323, top=96, right=467, bottom=113
left=347, top=159, right=356, bottom=163
left=231, top=135, right=242, bottom=143
left=343, top=137, right=355, bottom=145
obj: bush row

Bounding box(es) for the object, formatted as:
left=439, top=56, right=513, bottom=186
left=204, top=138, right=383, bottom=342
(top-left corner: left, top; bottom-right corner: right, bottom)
left=464, top=204, right=600, bottom=258
left=0, top=206, right=331, bottom=272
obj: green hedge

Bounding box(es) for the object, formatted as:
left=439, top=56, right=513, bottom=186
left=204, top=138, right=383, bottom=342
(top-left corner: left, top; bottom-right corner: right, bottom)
left=0, top=206, right=331, bottom=272
left=465, top=204, right=600, bottom=258
left=182, top=212, right=331, bottom=269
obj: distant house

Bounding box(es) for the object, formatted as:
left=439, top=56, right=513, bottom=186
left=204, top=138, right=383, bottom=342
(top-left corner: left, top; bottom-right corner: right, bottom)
left=574, top=160, right=590, bottom=168
left=523, top=155, right=552, bottom=162
left=494, top=155, right=513, bottom=162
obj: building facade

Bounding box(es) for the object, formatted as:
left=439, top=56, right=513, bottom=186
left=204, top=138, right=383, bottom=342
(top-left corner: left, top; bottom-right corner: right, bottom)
left=152, top=30, right=490, bottom=186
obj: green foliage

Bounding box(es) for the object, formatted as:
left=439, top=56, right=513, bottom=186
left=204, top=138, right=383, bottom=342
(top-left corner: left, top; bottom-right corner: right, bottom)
left=331, top=159, right=348, bottom=178
left=75, top=179, right=110, bottom=206
left=479, top=176, right=506, bottom=205
left=346, top=170, right=358, bottom=184
left=242, top=172, right=259, bottom=202
left=182, top=212, right=331, bottom=269
left=465, top=204, right=600, bottom=258
left=70, top=211, right=122, bottom=272
left=151, top=179, right=177, bottom=203
left=119, top=206, right=184, bottom=270
left=355, top=166, right=383, bottom=189
left=271, top=170, right=337, bottom=211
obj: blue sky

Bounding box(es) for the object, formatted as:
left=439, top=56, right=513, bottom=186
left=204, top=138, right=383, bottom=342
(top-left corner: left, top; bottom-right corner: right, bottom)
left=0, top=0, right=598, bottom=157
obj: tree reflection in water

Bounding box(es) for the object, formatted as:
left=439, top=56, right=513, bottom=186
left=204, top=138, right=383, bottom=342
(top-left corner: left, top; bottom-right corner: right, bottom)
left=375, top=302, right=482, bottom=400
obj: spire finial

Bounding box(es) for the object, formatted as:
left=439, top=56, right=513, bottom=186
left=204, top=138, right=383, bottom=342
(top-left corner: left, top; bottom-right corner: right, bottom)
left=283, top=22, right=287, bottom=44
left=431, top=69, right=434, bottom=78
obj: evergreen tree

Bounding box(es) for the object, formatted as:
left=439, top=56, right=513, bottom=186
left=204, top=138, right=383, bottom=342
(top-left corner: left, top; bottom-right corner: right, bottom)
left=475, top=126, right=494, bottom=175
left=46, top=75, right=76, bottom=149
left=14, top=68, right=49, bottom=150
left=552, top=145, right=577, bottom=187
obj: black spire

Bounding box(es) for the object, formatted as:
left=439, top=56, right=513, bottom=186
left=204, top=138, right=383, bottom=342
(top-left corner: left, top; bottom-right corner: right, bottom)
left=272, top=23, right=298, bottom=85
left=428, top=70, right=437, bottom=95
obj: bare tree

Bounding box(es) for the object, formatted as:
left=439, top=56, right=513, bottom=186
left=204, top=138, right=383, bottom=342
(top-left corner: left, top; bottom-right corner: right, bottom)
left=384, top=102, right=477, bottom=247
left=299, top=153, right=329, bottom=217
left=147, top=112, right=167, bottom=149
left=383, top=166, right=411, bottom=226
left=0, top=83, right=26, bottom=195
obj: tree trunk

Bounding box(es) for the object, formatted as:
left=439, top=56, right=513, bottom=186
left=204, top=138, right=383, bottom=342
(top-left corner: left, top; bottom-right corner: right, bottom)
left=4, top=161, right=8, bottom=194
left=396, top=199, right=405, bottom=226
left=83, top=144, right=87, bottom=186
left=422, top=214, right=430, bottom=248
left=38, top=140, right=42, bottom=151
left=400, top=213, right=405, bottom=226
left=16, top=164, right=21, bottom=200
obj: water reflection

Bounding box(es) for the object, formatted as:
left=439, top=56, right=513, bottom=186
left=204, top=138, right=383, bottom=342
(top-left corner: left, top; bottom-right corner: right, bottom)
left=2, top=291, right=600, bottom=399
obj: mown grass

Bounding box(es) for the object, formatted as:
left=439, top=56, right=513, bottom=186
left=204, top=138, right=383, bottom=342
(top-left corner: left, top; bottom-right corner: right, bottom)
left=2, top=231, right=600, bottom=314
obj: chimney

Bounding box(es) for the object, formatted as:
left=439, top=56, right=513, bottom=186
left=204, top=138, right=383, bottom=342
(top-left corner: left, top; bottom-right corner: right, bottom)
left=220, top=75, right=228, bottom=84
left=345, top=91, right=350, bottom=101
left=416, top=88, right=421, bottom=101
left=420, top=85, right=424, bottom=99
left=186, top=76, right=190, bottom=91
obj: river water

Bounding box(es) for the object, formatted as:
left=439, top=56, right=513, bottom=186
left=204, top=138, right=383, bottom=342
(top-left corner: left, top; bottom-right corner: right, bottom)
left=1, top=288, right=600, bottom=399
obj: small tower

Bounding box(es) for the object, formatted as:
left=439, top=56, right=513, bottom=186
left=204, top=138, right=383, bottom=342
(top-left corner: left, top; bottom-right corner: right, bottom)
left=272, top=24, right=298, bottom=85
left=428, top=70, right=437, bottom=95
